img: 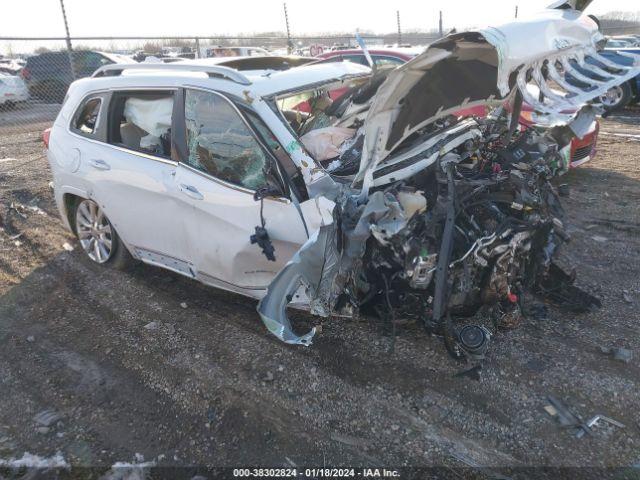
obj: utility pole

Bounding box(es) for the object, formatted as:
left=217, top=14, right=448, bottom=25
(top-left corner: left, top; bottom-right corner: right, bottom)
left=59, top=0, right=77, bottom=79
left=515, top=5, right=519, bottom=18
left=439, top=11, right=443, bottom=37
left=283, top=3, right=293, bottom=54
left=396, top=10, right=402, bottom=46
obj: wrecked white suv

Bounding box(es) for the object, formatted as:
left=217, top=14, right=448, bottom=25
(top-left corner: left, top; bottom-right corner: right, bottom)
left=48, top=1, right=639, bottom=358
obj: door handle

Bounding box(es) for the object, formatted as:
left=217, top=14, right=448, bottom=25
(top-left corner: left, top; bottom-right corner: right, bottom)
left=179, top=184, right=204, bottom=200
left=89, top=159, right=110, bottom=171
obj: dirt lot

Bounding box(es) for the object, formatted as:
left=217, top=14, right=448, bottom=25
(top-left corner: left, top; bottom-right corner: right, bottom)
left=0, top=107, right=639, bottom=477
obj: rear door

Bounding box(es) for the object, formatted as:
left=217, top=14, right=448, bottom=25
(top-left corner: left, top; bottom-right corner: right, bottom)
left=80, top=88, right=194, bottom=276
left=173, top=87, right=309, bottom=292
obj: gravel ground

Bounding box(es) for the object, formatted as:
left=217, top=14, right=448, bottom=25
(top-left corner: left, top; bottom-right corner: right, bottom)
left=0, top=106, right=639, bottom=477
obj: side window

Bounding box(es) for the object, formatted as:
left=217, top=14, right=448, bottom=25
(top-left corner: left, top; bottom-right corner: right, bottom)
left=244, top=109, right=281, bottom=152
left=184, top=89, right=269, bottom=191
left=373, top=56, right=404, bottom=68
left=72, top=97, right=101, bottom=135
left=342, top=55, right=369, bottom=66
left=108, top=91, right=174, bottom=159
left=75, top=52, right=111, bottom=74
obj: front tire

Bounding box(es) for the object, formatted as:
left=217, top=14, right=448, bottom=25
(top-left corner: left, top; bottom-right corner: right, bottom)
left=73, top=198, right=134, bottom=270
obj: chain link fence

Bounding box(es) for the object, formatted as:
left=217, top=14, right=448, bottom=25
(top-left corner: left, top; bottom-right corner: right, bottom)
left=0, top=34, right=441, bottom=141
left=1, top=24, right=638, bottom=142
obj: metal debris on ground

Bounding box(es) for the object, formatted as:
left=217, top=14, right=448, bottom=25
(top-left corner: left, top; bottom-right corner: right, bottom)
left=453, top=364, right=483, bottom=381
left=8, top=202, right=27, bottom=219
left=544, top=396, right=625, bottom=439
left=33, top=410, right=61, bottom=428
left=599, top=346, right=633, bottom=364
left=576, top=414, right=625, bottom=439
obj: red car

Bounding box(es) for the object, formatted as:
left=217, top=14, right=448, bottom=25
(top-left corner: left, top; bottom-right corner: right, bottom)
left=455, top=104, right=599, bottom=170
left=315, top=48, right=421, bottom=68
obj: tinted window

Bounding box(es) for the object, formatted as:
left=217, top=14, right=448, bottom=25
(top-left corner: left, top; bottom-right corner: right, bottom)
left=341, top=54, right=369, bottom=66
left=184, top=89, right=268, bottom=191
left=76, top=52, right=112, bottom=73
left=108, top=91, right=174, bottom=159
left=72, top=97, right=101, bottom=135
left=372, top=55, right=404, bottom=68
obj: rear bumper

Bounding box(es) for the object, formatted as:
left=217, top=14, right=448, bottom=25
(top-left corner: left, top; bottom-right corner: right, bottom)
left=0, top=91, right=29, bottom=104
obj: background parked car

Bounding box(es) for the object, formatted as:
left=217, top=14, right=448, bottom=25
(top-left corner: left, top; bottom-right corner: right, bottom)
left=321, top=47, right=600, bottom=171
left=0, top=72, right=29, bottom=109
left=315, top=47, right=424, bottom=68
left=0, top=57, right=25, bottom=75
left=200, top=46, right=270, bottom=58
left=605, top=36, right=640, bottom=48
left=20, top=51, right=132, bottom=103
left=595, top=47, right=640, bottom=111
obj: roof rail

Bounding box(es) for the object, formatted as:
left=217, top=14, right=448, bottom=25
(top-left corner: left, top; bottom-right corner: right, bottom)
left=92, top=63, right=252, bottom=85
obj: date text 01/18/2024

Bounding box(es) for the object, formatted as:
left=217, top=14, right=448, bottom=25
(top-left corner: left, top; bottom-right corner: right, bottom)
left=232, top=468, right=401, bottom=477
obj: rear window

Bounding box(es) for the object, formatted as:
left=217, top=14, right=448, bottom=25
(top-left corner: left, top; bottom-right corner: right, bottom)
left=27, top=53, right=69, bottom=71
left=108, top=91, right=174, bottom=159
left=71, top=97, right=102, bottom=136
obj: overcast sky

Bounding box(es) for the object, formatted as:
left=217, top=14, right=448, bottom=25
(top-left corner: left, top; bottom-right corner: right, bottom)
left=3, top=0, right=639, bottom=37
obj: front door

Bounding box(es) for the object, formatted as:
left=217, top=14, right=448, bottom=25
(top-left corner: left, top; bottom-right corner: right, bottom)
left=174, top=88, right=309, bottom=293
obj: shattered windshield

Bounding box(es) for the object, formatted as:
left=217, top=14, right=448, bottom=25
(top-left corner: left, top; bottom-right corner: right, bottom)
left=184, top=89, right=269, bottom=191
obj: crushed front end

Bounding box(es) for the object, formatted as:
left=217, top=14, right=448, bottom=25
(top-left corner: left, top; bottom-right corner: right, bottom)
left=257, top=1, right=638, bottom=359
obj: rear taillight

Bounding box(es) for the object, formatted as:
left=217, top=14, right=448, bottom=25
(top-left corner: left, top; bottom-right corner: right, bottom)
left=43, top=128, right=51, bottom=149
left=20, top=67, right=30, bottom=81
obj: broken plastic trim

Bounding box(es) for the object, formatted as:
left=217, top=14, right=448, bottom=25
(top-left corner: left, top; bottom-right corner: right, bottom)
left=354, top=7, right=640, bottom=191
left=256, top=225, right=335, bottom=346
left=257, top=190, right=408, bottom=345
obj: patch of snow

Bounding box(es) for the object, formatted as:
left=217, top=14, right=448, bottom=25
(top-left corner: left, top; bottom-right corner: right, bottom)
left=26, top=205, right=47, bottom=216
left=0, top=451, right=69, bottom=469
left=100, top=454, right=156, bottom=480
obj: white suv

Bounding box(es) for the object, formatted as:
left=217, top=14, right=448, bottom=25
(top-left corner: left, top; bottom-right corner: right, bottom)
left=47, top=59, right=369, bottom=287
left=47, top=9, right=637, bottom=354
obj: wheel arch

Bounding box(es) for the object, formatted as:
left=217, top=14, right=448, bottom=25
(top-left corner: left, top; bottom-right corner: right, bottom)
left=62, top=192, right=85, bottom=235
left=60, top=191, right=137, bottom=261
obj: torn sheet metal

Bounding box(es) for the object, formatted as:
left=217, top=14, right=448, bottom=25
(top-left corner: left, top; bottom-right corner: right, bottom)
left=257, top=3, right=609, bottom=357
left=256, top=226, right=331, bottom=346
left=355, top=7, right=640, bottom=193
left=257, top=190, right=407, bottom=343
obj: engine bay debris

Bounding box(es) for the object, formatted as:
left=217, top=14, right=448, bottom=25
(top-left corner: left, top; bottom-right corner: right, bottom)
left=257, top=2, right=639, bottom=358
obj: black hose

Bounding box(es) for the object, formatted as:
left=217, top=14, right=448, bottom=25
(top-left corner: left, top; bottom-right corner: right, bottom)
left=430, top=162, right=456, bottom=334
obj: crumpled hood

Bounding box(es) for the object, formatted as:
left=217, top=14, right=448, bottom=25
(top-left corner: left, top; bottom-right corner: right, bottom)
left=355, top=6, right=640, bottom=190
left=256, top=2, right=639, bottom=348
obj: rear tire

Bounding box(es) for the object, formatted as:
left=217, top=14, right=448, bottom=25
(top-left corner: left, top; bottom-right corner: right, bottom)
left=71, top=198, right=134, bottom=270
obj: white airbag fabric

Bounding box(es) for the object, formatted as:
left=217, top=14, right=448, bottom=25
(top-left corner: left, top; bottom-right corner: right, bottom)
left=123, top=97, right=173, bottom=137
left=300, top=127, right=355, bottom=161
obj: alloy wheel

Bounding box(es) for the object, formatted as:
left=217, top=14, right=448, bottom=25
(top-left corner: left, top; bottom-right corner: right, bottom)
left=600, top=86, right=624, bottom=108
left=75, top=199, right=113, bottom=263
